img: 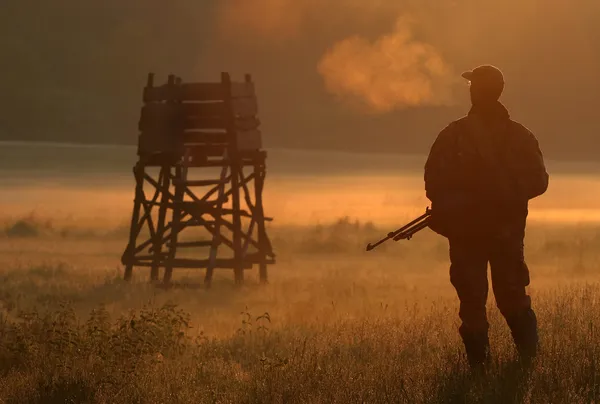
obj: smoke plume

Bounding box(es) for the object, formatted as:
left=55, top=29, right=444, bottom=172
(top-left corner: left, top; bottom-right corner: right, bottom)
left=216, top=2, right=458, bottom=112
left=317, top=16, right=457, bottom=113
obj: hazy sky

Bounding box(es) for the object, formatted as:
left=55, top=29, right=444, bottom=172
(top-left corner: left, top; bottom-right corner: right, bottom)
left=2, top=0, right=600, bottom=161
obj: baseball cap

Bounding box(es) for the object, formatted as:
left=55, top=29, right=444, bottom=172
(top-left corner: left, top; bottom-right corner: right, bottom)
left=461, top=65, right=504, bottom=86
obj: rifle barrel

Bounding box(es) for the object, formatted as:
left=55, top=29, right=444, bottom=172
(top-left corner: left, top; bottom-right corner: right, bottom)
left=393, top=218, right=431, bottom=241
left=365, top=208, right=431, bottom=251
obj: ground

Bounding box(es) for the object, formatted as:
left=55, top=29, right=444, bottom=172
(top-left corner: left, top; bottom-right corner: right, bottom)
left=0, top=142, right=600, bottom=403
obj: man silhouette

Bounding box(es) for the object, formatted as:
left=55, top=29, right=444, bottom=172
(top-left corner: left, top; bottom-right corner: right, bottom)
left=424, top=65, right=549, bottom=370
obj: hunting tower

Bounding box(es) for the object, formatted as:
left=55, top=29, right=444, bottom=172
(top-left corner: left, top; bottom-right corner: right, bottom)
left=121, top=72, right=275, bottom=287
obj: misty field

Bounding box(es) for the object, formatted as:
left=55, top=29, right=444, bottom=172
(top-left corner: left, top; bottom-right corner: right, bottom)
left=2, top=143, right=600, bottom=403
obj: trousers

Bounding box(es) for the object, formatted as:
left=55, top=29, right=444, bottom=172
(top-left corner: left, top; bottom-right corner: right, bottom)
left=449, top=229, right=538, bottom=366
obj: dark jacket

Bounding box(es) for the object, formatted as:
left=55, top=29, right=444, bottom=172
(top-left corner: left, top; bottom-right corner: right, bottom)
left=424, top=101, right=549, bottom=238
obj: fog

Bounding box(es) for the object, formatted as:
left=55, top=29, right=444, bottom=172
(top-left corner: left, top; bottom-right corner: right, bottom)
left=1, top=142, right=600, bottom=230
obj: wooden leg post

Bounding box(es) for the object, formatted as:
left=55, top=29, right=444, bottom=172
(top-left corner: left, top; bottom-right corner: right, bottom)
left=254, top=163, right=268, bottom=284
left=231, top=162, right=244, bottom=285
left=123, top=163, right=144, bottom=281
left=151, top=166, right=171, bottom=282
left=164, top=165, right=183, bottom=285
left=205, top=160, right=228, bottom=289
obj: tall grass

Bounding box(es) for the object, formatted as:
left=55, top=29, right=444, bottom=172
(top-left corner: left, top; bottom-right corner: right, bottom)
left=0, top=216, right=599, bottom=402
left=0, top=286, right=600, bottom=403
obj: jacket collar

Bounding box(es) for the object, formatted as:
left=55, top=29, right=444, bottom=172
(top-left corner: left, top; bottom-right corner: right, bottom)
left=468, top=101, right=510, bottom=121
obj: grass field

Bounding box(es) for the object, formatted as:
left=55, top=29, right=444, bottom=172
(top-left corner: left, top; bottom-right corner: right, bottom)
left=1, top=142, right=600, bottom=403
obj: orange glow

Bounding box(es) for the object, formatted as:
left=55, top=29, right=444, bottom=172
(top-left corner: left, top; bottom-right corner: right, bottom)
left=3, top=171, right=600, bottom=230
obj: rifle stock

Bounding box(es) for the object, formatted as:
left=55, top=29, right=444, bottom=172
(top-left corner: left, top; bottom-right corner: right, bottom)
left=365, top=207, right=432, bottom=252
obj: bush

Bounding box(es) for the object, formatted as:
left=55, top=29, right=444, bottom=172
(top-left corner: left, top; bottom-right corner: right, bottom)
left=6, top=219, right=42, bottom=238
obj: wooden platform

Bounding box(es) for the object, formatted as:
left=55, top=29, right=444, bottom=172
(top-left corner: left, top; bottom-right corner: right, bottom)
left=121, top=72, right=275, bottom=287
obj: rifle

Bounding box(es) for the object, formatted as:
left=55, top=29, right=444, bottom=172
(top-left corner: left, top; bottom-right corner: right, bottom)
left=365, top=207, right=432, bottom=252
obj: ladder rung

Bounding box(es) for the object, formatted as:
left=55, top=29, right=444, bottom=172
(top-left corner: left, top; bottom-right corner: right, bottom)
left=210, top=208, right=273, bottom=221
left=175, top=179, right=227, bottom=187
left=147, top=200, right=223, bottom=208
left=174, top=200, right=227, bottom=209
left=128, top=258, right=253, bottom=269
left=183, top=199, right=227, bottom=206
left=134, top=253, right=169, bottom=259
left=167, top=241, right=218, bottom=248
left=171, top=220, right=216, bottom=227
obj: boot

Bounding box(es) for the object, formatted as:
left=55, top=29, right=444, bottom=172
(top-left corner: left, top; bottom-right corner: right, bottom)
left=506, top=309, right=538, bottom=366
left=459, top=326, right=490, bottom=371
